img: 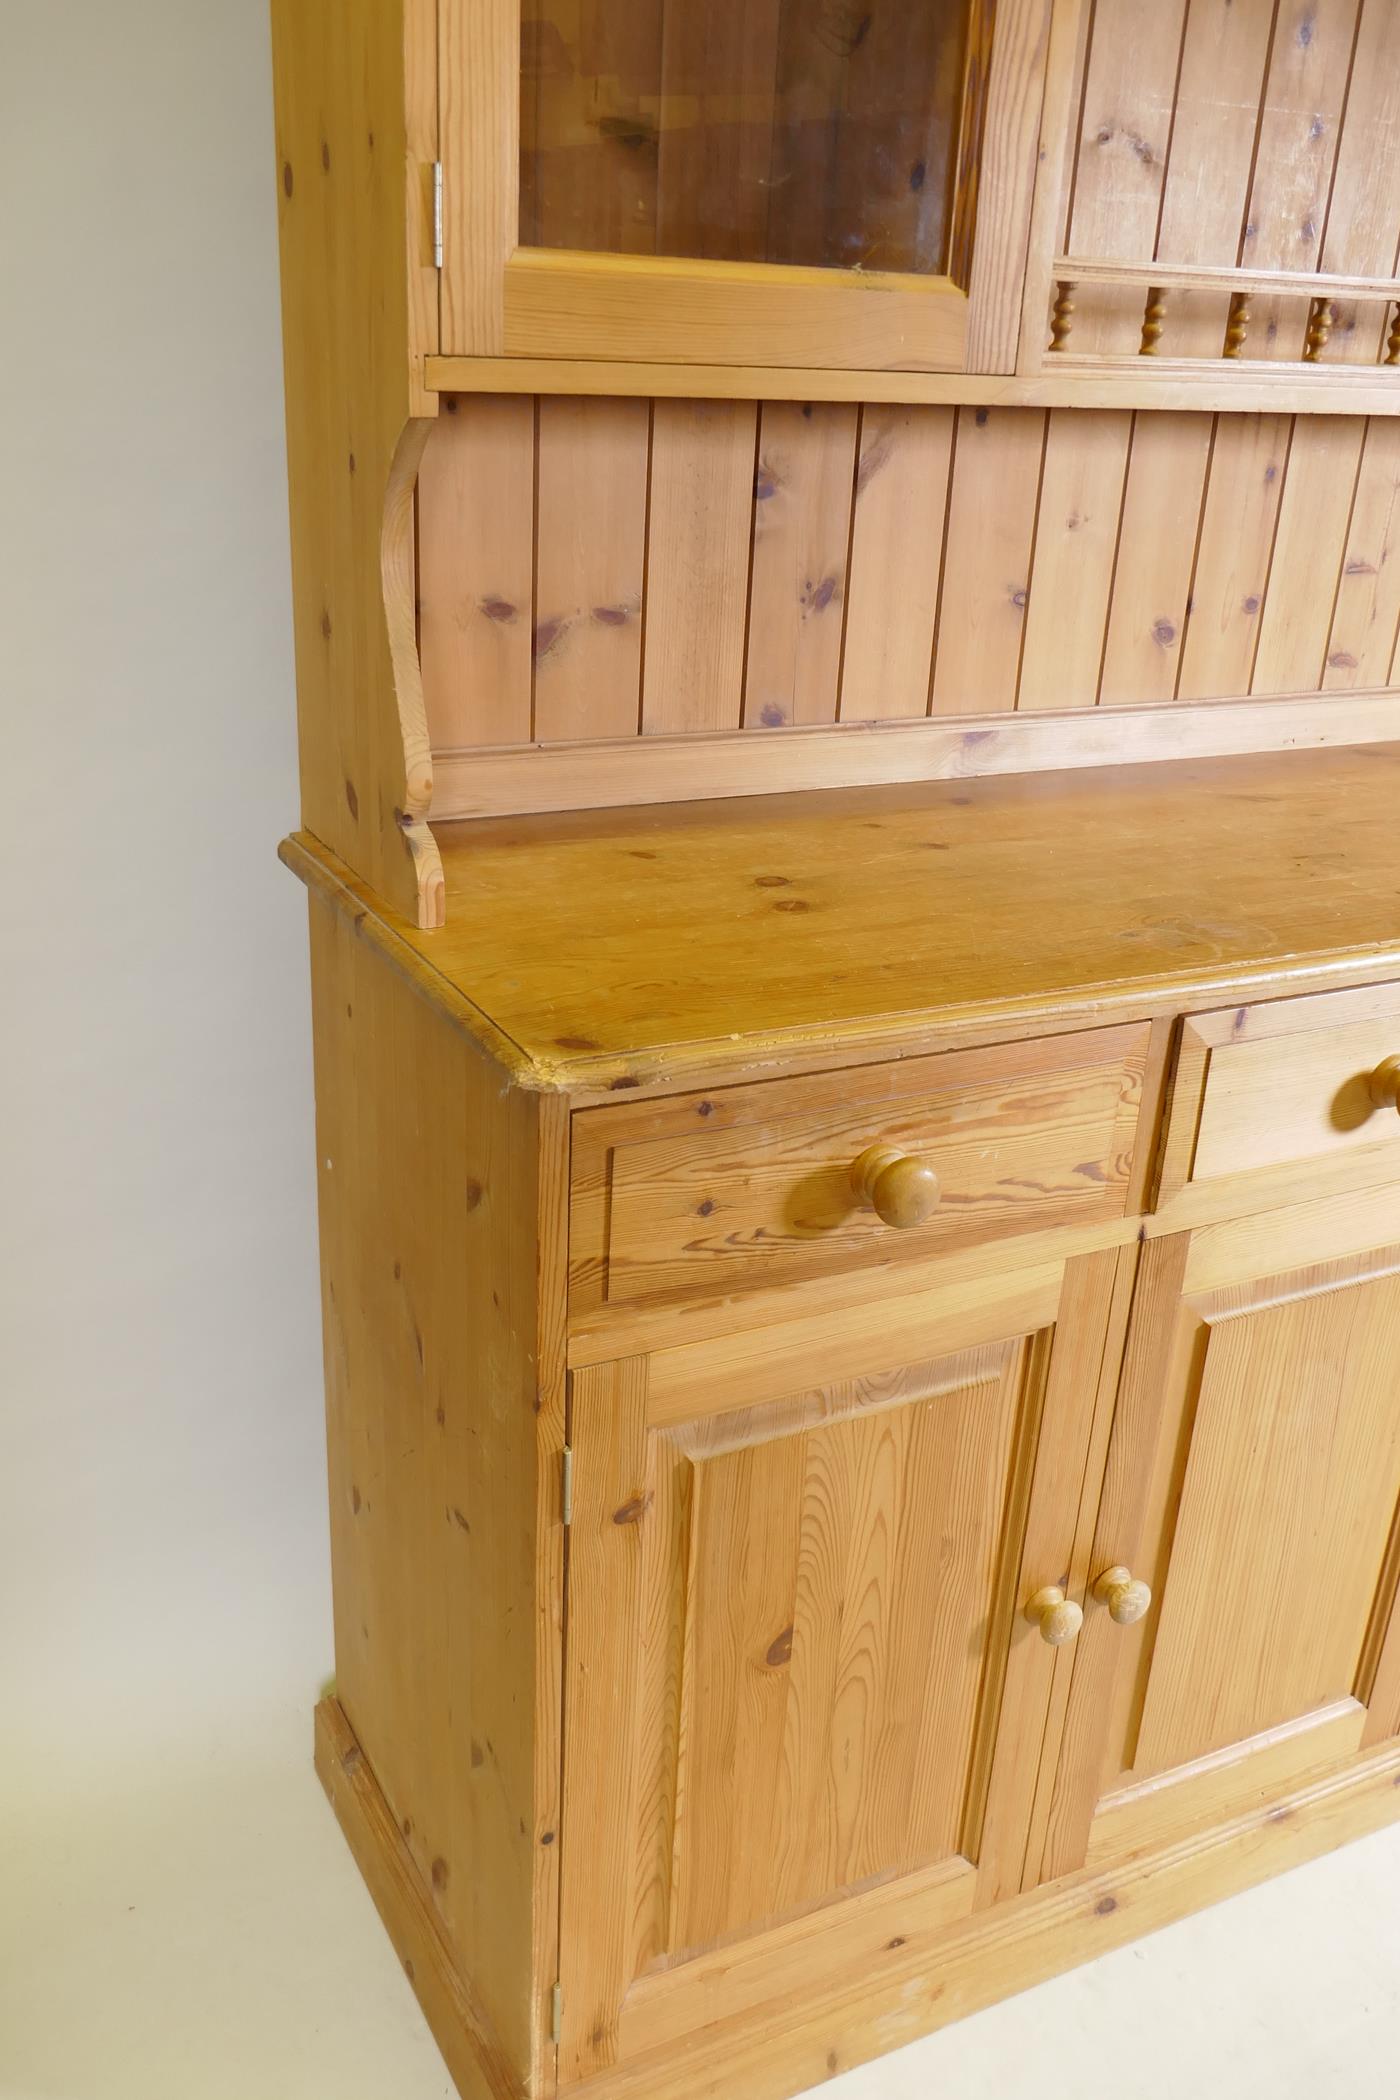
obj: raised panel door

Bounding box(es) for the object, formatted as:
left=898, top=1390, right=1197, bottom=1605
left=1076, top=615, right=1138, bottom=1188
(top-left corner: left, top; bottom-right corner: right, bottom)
left=558, top=1245, right=1133, bottom=2082
left=1042, top=1219, right=1400, bottom=1879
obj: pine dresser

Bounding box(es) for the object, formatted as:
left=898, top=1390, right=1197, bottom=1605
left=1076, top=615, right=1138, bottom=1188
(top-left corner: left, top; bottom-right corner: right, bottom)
left=271, top=4, right=1400, bottom=2095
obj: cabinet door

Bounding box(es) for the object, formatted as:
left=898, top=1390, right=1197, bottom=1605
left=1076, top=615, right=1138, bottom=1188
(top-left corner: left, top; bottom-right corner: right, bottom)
left=557, top=1245, right=1133, bottom=2083
left=1042, top=1203, right=1400, bottom=1881
left=440, top=0, right=1052, bottom=374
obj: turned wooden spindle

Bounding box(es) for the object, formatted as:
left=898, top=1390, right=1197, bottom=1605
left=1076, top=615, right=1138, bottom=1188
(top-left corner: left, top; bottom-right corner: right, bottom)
left=1386, top=302, right=1400, bottom=367
left=1304, top=296, right=1335, bottom=363
left=1026, top=1586, right=1083, bottom=1647
left=849, top=1143, right=941, bottom=1230
left=1093, top=1565, right=1153, bottom=1626
left=1223, top=291, right=1252, bottom=359
left=1368, top=1055, right=1400, bottom=1114
left=1049, top=280, right=1076, bottom=352
left=1140, top=285, right=1167, bottom=356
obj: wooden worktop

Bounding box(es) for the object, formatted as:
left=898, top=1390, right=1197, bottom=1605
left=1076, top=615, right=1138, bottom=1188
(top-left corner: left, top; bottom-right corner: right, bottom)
left=283, top=744, right=1400, bottom=1092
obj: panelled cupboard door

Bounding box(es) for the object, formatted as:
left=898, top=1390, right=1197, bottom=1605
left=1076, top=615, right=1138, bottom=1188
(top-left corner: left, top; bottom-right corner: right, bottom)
left=439, top=0, right=1054, bottom=373
left=557, top=1245, right=1134, bottom=2083
left=1041, top=1212, right=1400, bottom=1883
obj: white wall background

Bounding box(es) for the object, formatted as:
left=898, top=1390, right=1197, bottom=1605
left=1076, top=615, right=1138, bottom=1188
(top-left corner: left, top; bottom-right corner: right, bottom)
left=0, top=8, right=446, bottom=2093
left=4, top=7, right=1400, bottom=2099
left=1, top=4, right=325, bottom=1774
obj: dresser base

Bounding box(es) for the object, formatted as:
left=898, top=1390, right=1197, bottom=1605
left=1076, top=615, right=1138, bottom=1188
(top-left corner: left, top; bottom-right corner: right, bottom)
left=315, top=1697, right=1400, bottom=2100
left=316, top=1700, right=520, bottom=2100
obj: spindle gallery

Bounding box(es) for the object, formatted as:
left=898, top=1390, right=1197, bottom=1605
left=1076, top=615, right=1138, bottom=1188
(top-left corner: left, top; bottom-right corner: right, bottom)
left=271, top=5, right=1400, bottom=2098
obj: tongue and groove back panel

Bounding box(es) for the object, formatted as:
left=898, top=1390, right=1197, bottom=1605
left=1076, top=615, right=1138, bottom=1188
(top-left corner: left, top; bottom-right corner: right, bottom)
left=417, top=398, right=1400, bottom=791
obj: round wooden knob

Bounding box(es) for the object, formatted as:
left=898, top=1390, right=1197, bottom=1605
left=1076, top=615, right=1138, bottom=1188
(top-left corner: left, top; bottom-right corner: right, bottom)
left=849, top=1143, right=941, bottom=1230
left=1093, top=1565, right=1153, bottom=1626
left=1026, top=1585, right=1083, bottom=1647
left=1368, top=1056, right=1400, bottom=1115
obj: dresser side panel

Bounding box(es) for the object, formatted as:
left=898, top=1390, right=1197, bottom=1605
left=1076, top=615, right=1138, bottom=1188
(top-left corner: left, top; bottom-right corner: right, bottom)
left=307, top=893, right=563, bottom=2089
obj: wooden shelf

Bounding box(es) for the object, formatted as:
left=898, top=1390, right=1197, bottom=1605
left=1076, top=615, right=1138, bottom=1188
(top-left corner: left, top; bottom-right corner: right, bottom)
left=426, top=694, right=1400, bottom=825
left=424, top=354, right=1400, bottom=416
left=1052, top=256, right=1400, bottom=302
left=284, top=743, right=1400, bottom=1092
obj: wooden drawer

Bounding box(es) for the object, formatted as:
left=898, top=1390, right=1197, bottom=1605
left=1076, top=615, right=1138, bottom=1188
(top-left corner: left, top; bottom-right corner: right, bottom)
left=570, top=1025, right=1151, bottom=1320
left=1160, top=980, right=1400, bottom=1208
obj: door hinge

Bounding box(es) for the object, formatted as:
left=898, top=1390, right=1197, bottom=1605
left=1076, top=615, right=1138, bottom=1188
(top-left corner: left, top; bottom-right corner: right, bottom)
left=561, top=1444, right=574, bottom=1527
left=550, top=1981, right=563, bottom=2045
left=432, top=160, right=444, bottom=270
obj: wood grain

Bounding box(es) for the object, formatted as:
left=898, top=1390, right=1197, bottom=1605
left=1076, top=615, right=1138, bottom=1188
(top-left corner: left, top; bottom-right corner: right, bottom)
left=641, top=400, right=757, bottom=733
left=270, top=0, right=442, bottom=925
left=1241, top=0, right=1362, bottom=361
left=501, top=247, right=973, bottom=372
left=1325, top=418, right=1400, bottom=686
left=975, top=1245, right=1137, bottom=1904
left=418, top=395, right=536, bottom=748
left=1318, top=2, right=1400, bottom=364
left=838, top=406, right=955, bottom=721
left=427, top=353, right=1400, bottom=412
left=743, top=402, right=859, bottom=729
left=1048, top=1217, right=1400, bottom=1879
left=1133, top=1257, right=1400, bottom=1776
left=301, top=744, right=1400, bottom=1092
left=617, top=1853, right=975, bottom=2064
left=559, top=1245, right=1126, bottom=2082
left=1150, top=0, right=1276, bottom=358
left=556, top=1357, right=649, bottom=2079
left=1098, top=413, right=1212, bottom=706
left=1181, top=982, right=1400, bottom=1188
left=1016, top=410, right=1132, bottom=708
left=417, top=399, right=1400, bottom=778
left=1044, top=0, right=1400, bottom=377
left=1176, top=416, right=1290, bottom=700
left=930, top=407, right=1046, bottom=715
left=534, top=396, right=649, bottom=741
left=569, top=1027, right=1148, bottom=1315
left=1084, top=1699, right=1367, bottom=1869
left=668, top=1353, right=1020, bottom=1944
left=430, top=691, right=1400, bottom=825
left=1250, top=416, right=1367, bottom=693
left=963, top=0, right=1056, bottom=373
left=1059, top=0, right=1188, bottom=353
left=306, top=890, right=567, bottom=2087
left=1183, top=1174, right=1400, bottom=1296
left=438, top=0, right=517, bottom=354
left=316, top=1700, right=524, bottom=2100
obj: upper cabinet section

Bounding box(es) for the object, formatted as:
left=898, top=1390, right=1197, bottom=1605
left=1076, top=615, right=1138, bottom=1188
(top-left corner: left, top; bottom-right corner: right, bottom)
left=439, top=0, right=1052, bottom=373
left=429, top=0, right=1400, bottom=406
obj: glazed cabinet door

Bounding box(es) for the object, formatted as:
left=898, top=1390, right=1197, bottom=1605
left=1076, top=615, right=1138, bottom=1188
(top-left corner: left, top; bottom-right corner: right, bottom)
left=1043, top=1197, right=1400, bottom=1881
left=439, top=0, right=1054, bottom=374
left=557, top=1245, right=1133, bottom=2083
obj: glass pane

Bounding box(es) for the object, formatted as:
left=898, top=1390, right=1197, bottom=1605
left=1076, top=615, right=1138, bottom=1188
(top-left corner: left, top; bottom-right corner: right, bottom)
left=520, top=1, right=977, bottom=276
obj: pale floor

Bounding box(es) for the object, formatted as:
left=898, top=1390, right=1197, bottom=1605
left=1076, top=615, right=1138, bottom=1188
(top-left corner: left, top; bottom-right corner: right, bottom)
left=4, top=1707, right=1400, bottom=2100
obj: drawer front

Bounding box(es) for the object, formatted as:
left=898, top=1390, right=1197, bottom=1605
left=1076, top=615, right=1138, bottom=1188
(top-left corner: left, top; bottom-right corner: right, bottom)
left=1161, top=981, right=1400, bottom=1203
left=570, top=1025, right=1150, bottom=1318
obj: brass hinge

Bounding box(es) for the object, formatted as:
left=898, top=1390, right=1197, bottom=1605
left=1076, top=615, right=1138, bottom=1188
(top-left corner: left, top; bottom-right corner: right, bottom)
left=432, top=161, right=444, bottom=270
left=561, top=1444, right=574, bottom=1527
left=550, top=1981, right=563, bottom=2045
